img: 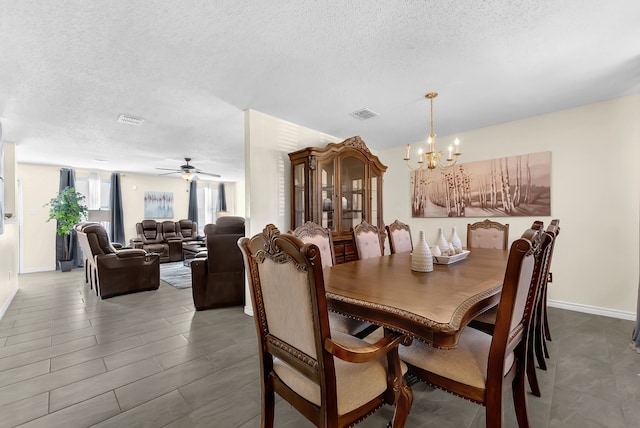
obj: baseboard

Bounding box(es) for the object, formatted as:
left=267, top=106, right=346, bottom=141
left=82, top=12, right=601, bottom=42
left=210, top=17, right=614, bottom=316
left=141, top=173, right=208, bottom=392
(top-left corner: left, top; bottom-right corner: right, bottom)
left=244, top=305, right=254, bottom=317
left=548, top=299, right=636, bottom=321
left=20, top=266, right=56, bottom=274
left=0, top=285, right=19, bottom=321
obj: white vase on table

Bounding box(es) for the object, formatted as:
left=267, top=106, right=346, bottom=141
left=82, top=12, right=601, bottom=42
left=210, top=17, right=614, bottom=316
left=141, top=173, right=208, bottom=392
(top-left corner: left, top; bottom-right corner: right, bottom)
left=411, top=231, right=433, bottom=272
left=450, top=227, right=462, bottom=250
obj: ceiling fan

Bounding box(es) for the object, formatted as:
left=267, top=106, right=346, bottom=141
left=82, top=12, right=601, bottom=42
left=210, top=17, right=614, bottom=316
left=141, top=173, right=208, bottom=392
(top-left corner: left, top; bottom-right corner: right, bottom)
left=156, top=157, right=221, bottom=181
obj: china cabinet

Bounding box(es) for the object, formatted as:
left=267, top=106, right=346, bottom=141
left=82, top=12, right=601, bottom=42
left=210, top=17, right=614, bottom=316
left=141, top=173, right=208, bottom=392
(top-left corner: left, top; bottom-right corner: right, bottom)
left=288, top=136, right=387, bottom=264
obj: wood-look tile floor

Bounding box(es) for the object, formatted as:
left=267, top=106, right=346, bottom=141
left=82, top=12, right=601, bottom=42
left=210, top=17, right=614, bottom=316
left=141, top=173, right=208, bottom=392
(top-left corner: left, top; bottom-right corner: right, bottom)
left=1, top=269, right=639, bottom=427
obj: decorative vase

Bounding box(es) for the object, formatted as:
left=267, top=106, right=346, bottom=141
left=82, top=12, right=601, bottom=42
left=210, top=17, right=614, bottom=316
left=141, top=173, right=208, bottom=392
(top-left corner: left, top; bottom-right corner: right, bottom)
left=411, top=231, right=433, bottom=272
left=436, top=228, right=450, bottom=255
left=450, top=227, right=462, bottom=250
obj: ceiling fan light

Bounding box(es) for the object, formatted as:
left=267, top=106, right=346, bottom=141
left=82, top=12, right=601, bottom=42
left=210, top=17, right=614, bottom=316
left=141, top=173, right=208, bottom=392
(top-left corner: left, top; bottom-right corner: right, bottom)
left=181, top=171, right=195, bottom=181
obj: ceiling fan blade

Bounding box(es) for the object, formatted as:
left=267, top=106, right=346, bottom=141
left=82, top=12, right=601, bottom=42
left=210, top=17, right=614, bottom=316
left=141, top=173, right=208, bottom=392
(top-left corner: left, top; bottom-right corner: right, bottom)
left=156, top=167, right=182, bottom=172
left=197, top=171, right=222, bottom=178
left=158, top=171, right=178, bottom=176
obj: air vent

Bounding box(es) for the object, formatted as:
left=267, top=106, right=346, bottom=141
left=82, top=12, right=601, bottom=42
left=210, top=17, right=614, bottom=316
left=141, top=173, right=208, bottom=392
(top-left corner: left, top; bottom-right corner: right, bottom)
left=117, top=114, right=144, bottom=126
left=349, top=108, right=379, bottom=120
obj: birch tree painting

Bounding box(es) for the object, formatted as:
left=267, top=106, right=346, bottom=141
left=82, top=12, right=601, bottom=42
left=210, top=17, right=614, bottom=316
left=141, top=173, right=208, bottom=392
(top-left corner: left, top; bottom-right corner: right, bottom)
left=411, top=151, right=551, bottom=217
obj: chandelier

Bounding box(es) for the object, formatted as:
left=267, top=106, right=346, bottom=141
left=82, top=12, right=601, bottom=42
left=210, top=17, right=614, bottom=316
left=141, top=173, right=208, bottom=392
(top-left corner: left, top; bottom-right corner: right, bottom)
left=404, top=92, right=461, bottom=170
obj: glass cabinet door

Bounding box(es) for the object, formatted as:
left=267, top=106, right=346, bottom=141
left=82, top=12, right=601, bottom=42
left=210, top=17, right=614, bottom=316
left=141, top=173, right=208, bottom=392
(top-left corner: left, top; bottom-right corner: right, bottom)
left=370, top=171, right=380, bottom=228
left=293, top=163, right=306, bottom=228
left=340, top=156, right=365, bottom=234
left=320, top=160, right=335, bottom=231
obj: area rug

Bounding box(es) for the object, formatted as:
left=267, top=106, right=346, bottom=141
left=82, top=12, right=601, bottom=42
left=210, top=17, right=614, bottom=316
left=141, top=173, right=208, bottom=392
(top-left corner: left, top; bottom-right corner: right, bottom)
left=160, top=262, right=192, bottom=289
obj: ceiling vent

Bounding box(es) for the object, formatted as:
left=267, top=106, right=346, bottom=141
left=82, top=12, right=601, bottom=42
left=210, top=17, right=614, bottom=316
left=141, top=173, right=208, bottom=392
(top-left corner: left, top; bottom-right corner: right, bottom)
left=117, top=114, right=144, bottom=126
left=349, top=108, right=379, bottom=120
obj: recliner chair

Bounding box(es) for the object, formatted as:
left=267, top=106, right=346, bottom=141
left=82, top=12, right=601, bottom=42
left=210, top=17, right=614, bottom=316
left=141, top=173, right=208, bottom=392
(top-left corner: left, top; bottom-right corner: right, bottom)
left=160, top=220, right=184, bottom=262
left=190, top=216, right=245, bottom=310
left=131, top=220, right=171, bottom=262
left=76, top=223, right=160, bottom=298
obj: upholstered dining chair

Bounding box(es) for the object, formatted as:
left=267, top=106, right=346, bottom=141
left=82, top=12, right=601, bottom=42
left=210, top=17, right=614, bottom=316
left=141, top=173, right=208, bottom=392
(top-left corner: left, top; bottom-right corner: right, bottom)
left=291, top=221, right=378, bottom=339
left=469, top=220, right=558, bottom=398
left=386, top=220, right=413, bottom=254
left=352, top=220, right=385, bottom=260
left=467, top=219, right=509, bottom=250
left=238, top=224, right=413, bottom=428
left=532, top=219, right=560, bottom=371
left=399, top=226, right=550, bottom=428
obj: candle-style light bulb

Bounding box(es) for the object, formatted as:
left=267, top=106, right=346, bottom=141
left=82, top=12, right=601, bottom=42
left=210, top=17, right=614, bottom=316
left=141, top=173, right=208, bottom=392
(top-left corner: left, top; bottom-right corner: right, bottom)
left=405, top=144, right=411, bottom=159
left=448, top=145, right=453, bottom=161
left=454, top=138, right=460, bottom=154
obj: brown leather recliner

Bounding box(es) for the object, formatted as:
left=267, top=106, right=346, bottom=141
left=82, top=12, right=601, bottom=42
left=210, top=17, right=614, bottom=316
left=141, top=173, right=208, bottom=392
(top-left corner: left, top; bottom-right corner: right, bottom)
left=177, top=219, right=202, bottom=245
left=76, top=223, right=160, bottom=299
left=190, top=216, right=245, bottom=310
left=131, top=220, right=171, bottom=262
left=161, top=220, right=184, bottom=262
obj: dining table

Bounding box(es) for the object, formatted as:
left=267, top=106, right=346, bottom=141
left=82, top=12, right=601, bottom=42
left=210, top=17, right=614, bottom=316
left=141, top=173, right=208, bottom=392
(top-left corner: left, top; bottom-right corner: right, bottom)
left=323, top=248, right=510, bottom=349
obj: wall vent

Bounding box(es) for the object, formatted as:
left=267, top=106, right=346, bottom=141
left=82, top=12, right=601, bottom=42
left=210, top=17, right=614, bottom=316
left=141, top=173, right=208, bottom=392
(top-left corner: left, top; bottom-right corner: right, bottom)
left=349, top=108, right=379, bottom=120
left=117, top=114, right=144, bottom=126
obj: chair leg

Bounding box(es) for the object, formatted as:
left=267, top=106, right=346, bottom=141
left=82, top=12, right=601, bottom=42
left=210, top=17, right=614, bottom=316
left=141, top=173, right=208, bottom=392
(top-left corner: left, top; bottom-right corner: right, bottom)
left=485, top=391, right=504, bottom=428
left=262, top=382, right=275, bottom=428
left=543, top=289, right=552, bottom=342
left=534, top=301, right=547, bottom=371
left=526, top=330, right=541, bottom=397
left=512, top=365, right=531, bottom=428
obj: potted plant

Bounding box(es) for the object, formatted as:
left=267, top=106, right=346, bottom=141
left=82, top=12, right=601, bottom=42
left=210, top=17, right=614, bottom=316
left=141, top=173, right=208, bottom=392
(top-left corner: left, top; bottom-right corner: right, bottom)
left=45, top=186, right=88, bottom=272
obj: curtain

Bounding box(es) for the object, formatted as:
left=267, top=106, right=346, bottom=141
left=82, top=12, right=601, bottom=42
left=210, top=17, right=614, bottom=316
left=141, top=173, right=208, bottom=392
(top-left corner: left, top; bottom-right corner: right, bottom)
left=57, top=168, right=82, bottom=269
left=109, top=173, right=125, bottom=245
left=216, top=182, right=227, bottom=212
left=188, top=180, right=198, bottom=222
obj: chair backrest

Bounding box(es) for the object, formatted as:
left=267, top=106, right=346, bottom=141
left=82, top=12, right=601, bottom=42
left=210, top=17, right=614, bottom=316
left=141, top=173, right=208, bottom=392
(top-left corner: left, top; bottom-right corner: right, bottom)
left=81, top=223, right=120, bottom=256
left=213, top=216, right=245, bottom=234
left=352, top=220, right=384, bottom=260
left=487, top=225, right=552, bottom=389
left=386, top=220, right=413, bottom=254
left=238, top=224, right=335, bottom=401
left=467, top=219, right=509, bottom=249
left=291, top=221, right=335, bottom=268
left=161, top=220, right=180, bottom=240
left=137, top=219, right=162, bottom=242
left=177, top=219, right=198, bottom=240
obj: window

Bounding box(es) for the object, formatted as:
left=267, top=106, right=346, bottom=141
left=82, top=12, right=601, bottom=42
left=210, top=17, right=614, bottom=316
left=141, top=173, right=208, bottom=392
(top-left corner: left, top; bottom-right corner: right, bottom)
left=75, top=173, right=111, bottom=235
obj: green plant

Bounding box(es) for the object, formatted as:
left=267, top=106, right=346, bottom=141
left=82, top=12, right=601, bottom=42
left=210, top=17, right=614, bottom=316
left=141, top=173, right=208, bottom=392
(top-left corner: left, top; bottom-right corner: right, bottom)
left=45, top=186, right=88, bottom=261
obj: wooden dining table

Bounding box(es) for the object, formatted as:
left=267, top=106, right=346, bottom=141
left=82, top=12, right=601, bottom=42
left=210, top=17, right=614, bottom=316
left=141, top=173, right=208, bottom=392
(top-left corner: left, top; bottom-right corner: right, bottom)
left=323, top=248, right=510, bottom=349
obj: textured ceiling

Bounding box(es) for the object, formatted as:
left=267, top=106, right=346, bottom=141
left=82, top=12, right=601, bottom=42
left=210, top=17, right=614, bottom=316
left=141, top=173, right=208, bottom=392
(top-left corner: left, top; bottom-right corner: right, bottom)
left=1, top=1, right=639, bottom=182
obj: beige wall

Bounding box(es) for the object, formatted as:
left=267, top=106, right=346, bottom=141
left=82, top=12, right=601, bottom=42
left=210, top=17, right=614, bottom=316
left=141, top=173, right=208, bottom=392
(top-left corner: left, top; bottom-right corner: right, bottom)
left=0, top=142, right=19, bottom=318
left=380, top=94, right=640, bottom=317
left=243, top=109, right=340, bottom=238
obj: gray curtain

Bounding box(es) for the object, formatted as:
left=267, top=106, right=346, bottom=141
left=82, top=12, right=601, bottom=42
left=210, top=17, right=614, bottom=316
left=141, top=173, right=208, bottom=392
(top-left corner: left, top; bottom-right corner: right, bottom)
left=57, top=168, right=82, bottom=269
left=216, top=182, right=227, bottom=212
left=109, top=173, right=125, bottom=245
left=188, top=180, right=198, bottom=222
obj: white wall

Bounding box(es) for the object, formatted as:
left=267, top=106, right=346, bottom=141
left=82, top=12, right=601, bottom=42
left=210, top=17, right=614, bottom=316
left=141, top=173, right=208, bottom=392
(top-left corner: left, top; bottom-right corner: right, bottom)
left=380, top=94, right=640, bottom=316
left=0, top=142, right=19, bottom=318
left=244, top=109, right=340, bottom=238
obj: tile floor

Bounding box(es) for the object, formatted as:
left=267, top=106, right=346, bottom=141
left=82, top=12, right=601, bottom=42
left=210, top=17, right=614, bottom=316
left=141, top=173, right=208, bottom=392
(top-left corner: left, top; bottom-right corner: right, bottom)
left=0, top=269, right=639, bottom=427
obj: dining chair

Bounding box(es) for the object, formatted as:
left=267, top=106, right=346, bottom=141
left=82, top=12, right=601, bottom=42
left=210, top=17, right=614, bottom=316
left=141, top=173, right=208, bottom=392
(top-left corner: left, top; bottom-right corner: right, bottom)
left=469, top=220, right=558, bottom=397
left=532, top=219, right=560, bottom=370
left=238, top=224, right=413, bottom=428
left=386, top=220, right=413, bottom=254
left=467, top=219, right=509, bottom=250
left=399, top=225, right=550, bottom=428
left=352, top=220, right=385, bottom=260
left=291, top=221, right=377, bottom=339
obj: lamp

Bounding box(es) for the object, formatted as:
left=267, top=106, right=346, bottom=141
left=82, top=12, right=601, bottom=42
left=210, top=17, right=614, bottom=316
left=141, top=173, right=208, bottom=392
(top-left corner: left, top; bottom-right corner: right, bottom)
left=404, top=92, right=461, bottom=171
left=181, top=171, right=196, bottom=181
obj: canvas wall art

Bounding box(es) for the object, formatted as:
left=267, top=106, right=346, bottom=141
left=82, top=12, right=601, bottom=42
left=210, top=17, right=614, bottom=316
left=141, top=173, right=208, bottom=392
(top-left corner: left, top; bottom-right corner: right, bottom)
left=411, top=151, right=551, bottom=218
left=144, top=191, right=174, bottom=218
